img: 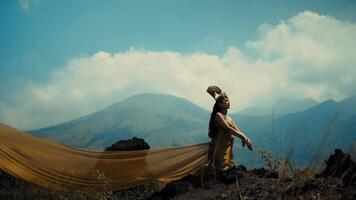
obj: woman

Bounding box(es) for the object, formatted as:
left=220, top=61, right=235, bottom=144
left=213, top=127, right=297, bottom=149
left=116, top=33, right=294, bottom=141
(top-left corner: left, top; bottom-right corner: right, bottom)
left=207, top=86, right=253, bottom=171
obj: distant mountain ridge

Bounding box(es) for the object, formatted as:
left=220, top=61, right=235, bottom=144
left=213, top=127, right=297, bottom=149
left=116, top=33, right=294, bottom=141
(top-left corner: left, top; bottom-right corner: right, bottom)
left=31, top=93, right=210, bottom=149
left=237, top=97, right=318, bottom=116
left=233, top=95, right=356, bottom=166
left=30, top=93, right=356, bottom=166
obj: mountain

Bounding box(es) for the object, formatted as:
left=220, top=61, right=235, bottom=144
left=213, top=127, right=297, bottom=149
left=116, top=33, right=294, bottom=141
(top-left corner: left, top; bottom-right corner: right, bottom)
left=30, top=93, right=356, bottom=167
left=30, top=93, right=210, bottom=149
left=236, top=97, right=318, bottom=116
left=232, top=95, right=356, bottom=167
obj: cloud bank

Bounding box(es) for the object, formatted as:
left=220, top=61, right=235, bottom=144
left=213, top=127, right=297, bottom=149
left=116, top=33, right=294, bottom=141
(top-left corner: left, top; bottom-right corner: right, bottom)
left=1, top=11, right=355, bottom=130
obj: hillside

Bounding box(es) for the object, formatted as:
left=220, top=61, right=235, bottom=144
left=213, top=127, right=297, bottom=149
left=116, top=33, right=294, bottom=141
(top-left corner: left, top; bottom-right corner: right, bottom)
left=232, top=95, right=356, bottom=167
left=30, top=93, right=356, bottom=167
left=31, top=93, right=210, bottom=149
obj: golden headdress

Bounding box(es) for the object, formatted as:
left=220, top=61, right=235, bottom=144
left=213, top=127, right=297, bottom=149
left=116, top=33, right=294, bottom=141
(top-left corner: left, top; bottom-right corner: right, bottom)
left=206, top=86, right=228, bottom=101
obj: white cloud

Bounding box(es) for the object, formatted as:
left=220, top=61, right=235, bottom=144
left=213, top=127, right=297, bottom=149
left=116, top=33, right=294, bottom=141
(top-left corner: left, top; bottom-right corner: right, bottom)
left=19, top=0, right=29, bottom=11
left=1, top=11, right=356, bottom=130
left=246, top=10, right=356, bottom=98
left=19, top=0, right=42, bottom=11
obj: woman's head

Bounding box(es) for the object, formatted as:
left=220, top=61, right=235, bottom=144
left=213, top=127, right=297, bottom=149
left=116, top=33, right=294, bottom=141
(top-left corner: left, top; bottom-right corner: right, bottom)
left=208, top=94, right=230, bottom=138
left=206, top=86, right=230, bottom=138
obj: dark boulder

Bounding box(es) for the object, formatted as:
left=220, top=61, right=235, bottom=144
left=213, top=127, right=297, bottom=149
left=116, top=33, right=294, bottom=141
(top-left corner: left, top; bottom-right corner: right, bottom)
left=0, top=170, right=21, bottom=190
left=236, top=164, right=247, bottom=172
left=105, top=137, right=150, bottom=151
left=316, top=148, right=355, bottom=186
left=252, top=167, right=278, bottom=179
left=252, top=167, right=268, bottom=176
left=153, top=181, right=193, bottom=200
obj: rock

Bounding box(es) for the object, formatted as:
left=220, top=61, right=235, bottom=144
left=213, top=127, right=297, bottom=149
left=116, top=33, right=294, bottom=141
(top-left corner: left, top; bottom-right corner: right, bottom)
left=178, top=174, right=202, bottom=188
left=251, top=167, right=278, bottom=179
left=236, top=164, right=247, bottom=172
left=217, top=170, right=236, bottom=184
left=105, top=137, right=150, bottom=151
left=157, top=181, right=193, bottom=199
left=316, top=148, right=355, bottom=186
left=202, top=180, right=219, bottom=189
left=216, top=169, right=247, bottom=185
left=252, top=167, right=268, bottom=177
left=285, top=176, right=340, bottom=196
left=0, top=171, right=14, bottom=190
left=264, top=170, right=278, bottom=179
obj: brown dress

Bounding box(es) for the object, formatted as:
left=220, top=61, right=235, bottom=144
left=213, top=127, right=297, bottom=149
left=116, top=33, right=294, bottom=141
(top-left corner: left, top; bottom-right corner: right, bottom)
left=208, top=114, right=236, bottom=171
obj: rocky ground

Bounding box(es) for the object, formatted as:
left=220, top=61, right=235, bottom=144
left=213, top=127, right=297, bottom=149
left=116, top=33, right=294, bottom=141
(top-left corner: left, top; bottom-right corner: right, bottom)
left=149, top=148, right=356, bottom=200
left=0, top=137, right=355, bottom=200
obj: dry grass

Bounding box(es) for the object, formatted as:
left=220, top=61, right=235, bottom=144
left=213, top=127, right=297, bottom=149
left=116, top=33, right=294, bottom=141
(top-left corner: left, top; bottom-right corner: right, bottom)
left=0, top=169, right=160, bottom=200
left=308, top=112, right=339, bottom=171
left=252, top=110, right=344, bottom=199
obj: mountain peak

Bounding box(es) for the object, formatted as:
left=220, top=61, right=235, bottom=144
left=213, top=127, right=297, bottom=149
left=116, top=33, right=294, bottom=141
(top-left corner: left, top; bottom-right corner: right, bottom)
left=107, top=93, right=207, bottom=113
left=30, top=93, right=210, bottom=150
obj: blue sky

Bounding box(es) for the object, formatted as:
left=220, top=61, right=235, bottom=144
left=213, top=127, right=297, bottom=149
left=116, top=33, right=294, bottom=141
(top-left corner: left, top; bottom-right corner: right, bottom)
left=1, top=0, right=356, bottom=129
left=1, top=0, right=356, bottom=87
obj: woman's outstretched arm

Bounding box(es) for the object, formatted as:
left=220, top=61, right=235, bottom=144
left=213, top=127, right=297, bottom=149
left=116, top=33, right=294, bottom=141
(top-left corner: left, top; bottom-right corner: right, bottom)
left=231, top=119, right=253, bottom=151
left=215, top=113, right=247, bottom=139
left=215, top=113, right=253, bottom=150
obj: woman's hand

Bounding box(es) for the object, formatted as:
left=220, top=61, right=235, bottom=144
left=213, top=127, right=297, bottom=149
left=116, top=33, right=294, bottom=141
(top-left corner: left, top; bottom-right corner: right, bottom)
left=242, top=136, right=253, bottom=151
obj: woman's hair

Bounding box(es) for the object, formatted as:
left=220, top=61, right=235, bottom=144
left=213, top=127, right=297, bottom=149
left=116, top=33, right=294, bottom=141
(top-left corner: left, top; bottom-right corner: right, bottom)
left=208, top=95, right=226, bottom=138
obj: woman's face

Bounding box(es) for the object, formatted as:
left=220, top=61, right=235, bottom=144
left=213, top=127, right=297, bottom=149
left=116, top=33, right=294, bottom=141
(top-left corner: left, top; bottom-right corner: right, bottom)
left=219, top=98, right=230, bottom=109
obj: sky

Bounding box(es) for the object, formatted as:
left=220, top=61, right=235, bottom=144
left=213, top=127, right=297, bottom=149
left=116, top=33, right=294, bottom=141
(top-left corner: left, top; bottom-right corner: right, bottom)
left=0, top=0, right=356, bottom=130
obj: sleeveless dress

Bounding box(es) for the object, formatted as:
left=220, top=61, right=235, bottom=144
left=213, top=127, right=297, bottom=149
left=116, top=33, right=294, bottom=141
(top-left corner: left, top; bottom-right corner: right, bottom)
left=207, top=114, right=236, bottom=171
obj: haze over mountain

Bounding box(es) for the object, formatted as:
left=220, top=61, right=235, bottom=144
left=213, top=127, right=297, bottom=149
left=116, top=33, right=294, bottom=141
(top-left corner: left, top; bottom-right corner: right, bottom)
left=237, top=97, right=318, bottom=116
left=232, top=95, right=356, bottom=166
left=30, top=93, right=210, bottom=149
left=30, top=93, right=356, bottom=167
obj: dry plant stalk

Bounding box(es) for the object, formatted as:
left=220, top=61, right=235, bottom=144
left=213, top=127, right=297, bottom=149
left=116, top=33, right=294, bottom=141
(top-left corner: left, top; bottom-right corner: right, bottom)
left=308, top=112, right=339, bottom=172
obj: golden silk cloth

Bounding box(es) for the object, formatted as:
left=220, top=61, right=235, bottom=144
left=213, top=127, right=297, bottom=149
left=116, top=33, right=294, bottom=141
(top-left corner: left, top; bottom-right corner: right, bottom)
left=0, top=124, right=209, bottom=192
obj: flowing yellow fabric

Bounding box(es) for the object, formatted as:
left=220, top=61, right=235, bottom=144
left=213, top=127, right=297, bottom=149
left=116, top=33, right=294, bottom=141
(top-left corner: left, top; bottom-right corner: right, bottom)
left=0, top=124, right=209, bottom=192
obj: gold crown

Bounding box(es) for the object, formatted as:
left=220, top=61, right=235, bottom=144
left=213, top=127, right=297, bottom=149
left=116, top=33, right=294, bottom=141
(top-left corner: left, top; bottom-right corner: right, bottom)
left=206, top=86, right=228, bottom=101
